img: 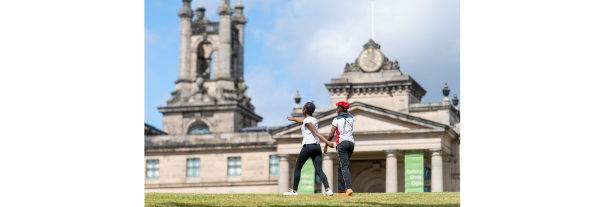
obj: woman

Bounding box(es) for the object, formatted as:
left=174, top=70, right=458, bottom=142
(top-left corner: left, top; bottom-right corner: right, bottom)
left=324, top=101, right=355, bottom=196
left=283, top=102, right=335, bottom=196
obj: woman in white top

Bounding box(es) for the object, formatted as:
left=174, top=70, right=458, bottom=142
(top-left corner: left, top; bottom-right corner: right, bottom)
left=283, top=102, right=335, bottom=196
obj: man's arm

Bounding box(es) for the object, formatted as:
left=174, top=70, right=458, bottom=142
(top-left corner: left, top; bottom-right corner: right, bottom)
left=286, top=117, right=304, bottom=124
left=327, top=125, right=337, bottom=141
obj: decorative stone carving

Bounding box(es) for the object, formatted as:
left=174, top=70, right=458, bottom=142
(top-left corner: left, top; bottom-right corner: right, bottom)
left=363, top=39, right=381, bottom=50
left=236, top=77, right=249, bottom=105
left=344, top=63, right=352, bottom=72
left=195, top=73, right=207, bottom=97
left=178, top=0, right=194, bottom=18
left=168, top=90, right=180, bottom=104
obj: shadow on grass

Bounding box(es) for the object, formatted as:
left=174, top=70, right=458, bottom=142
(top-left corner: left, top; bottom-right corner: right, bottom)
left=154, top=202, right=460, bottom=207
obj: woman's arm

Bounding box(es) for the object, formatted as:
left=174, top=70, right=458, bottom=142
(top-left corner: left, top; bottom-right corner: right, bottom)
left=305, top=123, right=334, bottom=148
left=286, top=117, right=304, bottom=124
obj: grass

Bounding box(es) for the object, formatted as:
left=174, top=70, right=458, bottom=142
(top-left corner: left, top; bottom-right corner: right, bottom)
left=145, top=192, right=460, bottom=207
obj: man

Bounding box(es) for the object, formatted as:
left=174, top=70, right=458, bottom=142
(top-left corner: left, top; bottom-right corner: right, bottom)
left=325, top=101, right=355, bottom=196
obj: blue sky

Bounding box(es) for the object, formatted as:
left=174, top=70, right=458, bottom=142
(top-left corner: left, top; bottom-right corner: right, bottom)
left=145, top=0, right=460, bottom=129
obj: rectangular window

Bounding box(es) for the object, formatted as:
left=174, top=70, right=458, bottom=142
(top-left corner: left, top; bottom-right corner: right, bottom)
left=227, top=157, right=241, bottom=176
left=187, top=158, right=200, bottom=178
left=269, top=155, right=279, bottom=175
left=146, top=160, right=159, bottom=179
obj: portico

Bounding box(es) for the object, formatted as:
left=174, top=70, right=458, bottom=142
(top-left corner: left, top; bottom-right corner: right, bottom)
left=271, top=101, right=459, bottom=193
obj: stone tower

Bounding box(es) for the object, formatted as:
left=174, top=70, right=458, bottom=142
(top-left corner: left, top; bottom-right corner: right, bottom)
left=325, top=39, right=426, bottom=114
left=159, top=0, right=261, bottom=135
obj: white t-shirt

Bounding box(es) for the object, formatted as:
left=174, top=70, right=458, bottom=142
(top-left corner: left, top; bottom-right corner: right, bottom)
left=301, top=117, right=320, bottom=145
left=332, top=113, right=354, bottom=145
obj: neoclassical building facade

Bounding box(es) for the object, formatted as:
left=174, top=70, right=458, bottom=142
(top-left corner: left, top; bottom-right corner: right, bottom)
left=144, top=0, right=460, bottom=194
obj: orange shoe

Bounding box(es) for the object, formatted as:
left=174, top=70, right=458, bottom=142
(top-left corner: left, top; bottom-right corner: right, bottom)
left=338, top=192, right=345, bottom=195
left=346, top=189, right=353, bottom=196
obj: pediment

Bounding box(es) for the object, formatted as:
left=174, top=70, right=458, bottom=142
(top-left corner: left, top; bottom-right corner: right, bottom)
left=271, top=102, right=449, bottom=138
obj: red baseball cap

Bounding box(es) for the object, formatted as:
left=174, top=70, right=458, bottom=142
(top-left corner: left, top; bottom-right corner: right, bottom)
left=335, top=101, right=349, bottom=110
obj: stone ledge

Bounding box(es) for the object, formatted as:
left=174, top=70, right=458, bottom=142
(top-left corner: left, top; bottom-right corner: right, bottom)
left=145, top=180, right=278, bottom=189
left=145, top=142, right=277, bottom=153
left=158, top=104, right=263, bottom=121
left=145, top=132, right=275, bottom=148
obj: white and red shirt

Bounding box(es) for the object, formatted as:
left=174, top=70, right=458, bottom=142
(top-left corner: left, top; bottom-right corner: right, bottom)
left=332, top=113, right=355, bottom=145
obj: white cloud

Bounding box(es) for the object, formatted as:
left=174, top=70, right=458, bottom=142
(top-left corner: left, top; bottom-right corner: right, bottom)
left=145, top=29, right=159, bottom=45
left=254, top=0, right=460, bottom=112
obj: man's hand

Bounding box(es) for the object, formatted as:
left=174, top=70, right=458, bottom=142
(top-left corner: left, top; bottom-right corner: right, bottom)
left=286, top=117, right=294, bottom=121
left=327, top=142, right=334, bottom=148
left=324, top=145, right=328, bottom=154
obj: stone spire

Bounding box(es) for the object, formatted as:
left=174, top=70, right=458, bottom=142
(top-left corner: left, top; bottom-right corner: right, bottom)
left=177, top=0, right=194, bottom=80
left=232, top=2, right=248, bottom=24
left=215, top=0, right=234, bottom=79
left=442, top=83, right=450, bottom=103
left=193, top=4, right=211, bottom=24
left=294, top=91, right=301, bottom=109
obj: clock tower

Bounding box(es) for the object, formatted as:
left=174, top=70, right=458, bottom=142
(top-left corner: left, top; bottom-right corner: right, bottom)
left=325, top=39, right=426, bottom=114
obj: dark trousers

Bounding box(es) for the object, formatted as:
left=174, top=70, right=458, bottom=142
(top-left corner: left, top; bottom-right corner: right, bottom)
left=337, top=141, right=355, bottom=193
left=293, top=144, right=330, bottom=191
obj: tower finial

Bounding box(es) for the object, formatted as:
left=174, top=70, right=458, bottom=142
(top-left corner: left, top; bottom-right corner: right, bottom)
left=217, top=0, right=233, bottom=15
left=452, top=92, right=459, bottom=109
left=233, top=1, right=247, bottom=24
left=194, top=4, right=210, bottom=23
left=442, top=83, right=450, bottom=103
left=294, top=91, right=301, bottom=109
left=178, top=0, right=194, bottom=18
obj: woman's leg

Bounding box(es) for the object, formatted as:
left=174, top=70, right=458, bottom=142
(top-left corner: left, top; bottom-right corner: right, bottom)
left=310, top=146, right=330, bottom=190
left=292, top=146, right=313, bottom=191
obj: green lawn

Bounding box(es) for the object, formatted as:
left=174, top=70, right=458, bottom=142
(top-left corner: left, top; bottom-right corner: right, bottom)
left=145, top=192, right=460, bottom=207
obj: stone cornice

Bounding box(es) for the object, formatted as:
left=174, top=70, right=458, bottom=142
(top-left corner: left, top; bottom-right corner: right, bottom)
left=273, top=128, right=448, bottom=139
left=271, top=102, right=453, bottom=137
left=158, top=104, right=262, bottom=121
left=145, top=142, right=276, bottom=153
left=325, top=78, right=426, bottom=101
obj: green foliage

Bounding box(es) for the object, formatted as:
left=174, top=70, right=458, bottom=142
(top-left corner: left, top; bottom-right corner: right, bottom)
left=145, top=192, right=460, bottom=207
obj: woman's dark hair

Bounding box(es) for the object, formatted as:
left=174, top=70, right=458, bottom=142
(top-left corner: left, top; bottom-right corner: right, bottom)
left=337, top=105, right=348, bottom=113
left=304, top=102, right=316, bottom=116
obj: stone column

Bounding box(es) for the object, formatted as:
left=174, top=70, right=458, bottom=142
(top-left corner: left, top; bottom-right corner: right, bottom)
left=384, top=150, right=399, bottom=193
left=430, top=149, right=443, bottom=192
left=215, top=0, right=233, bottom=79
left=277, top=154, right=290, bottom=194
left=322, top=152, right=335, bottom=191
left=177, top=0, right=194, bottom=79
left=442, top=154, right=452, bottom=192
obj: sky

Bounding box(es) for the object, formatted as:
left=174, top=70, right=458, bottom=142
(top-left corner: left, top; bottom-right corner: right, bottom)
left=145, top=0, right=460, bottom=129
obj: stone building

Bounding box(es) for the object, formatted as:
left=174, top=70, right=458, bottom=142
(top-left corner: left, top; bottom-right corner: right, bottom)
left=145, top=0, right=460, bottom=194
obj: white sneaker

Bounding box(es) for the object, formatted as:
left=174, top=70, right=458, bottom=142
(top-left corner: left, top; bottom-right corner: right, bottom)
left=283, top=188, right=298, bottom=195
left=323, top=189, right=333, bottom=196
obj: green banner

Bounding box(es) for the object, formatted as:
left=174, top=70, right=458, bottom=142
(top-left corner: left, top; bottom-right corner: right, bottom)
left=405, top=150, right=424, bottom=192
left=298, top=158, right=315, bottom=194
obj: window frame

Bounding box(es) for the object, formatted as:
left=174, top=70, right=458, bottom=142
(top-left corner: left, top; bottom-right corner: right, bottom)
left=186, top=158, right=200, bottom=178
left=146, top=160, right=160, bottom=179
left=187, top=122, right=211, bottom=135
left=227, top=157, right=241, bottom=177
left=269, top=155, right=279, bottom=175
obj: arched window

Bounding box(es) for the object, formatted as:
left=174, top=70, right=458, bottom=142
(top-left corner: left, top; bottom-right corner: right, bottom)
left=188, top=123, right=210, bottom=135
